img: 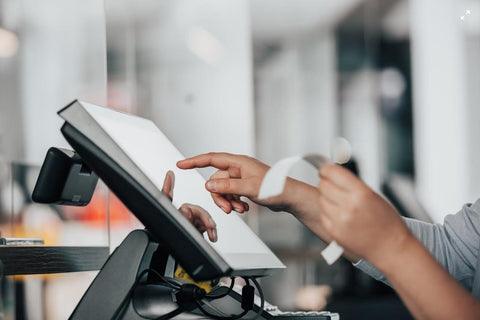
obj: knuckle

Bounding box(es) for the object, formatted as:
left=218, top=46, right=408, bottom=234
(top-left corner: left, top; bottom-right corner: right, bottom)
left=318, top=196, right=328, bottom=210
left=325, top=163, right=337, bottom=172
left=180, top=203, right=194, bottom=212
left=345, top=199, right=358, bottom=214
left=339, top=210, right=353, bottom=222
left=318, top=180, right=327, bottom=192
left=199, top=209, right=210, bottom=218
left=189, top=204, right=201, bottom=212
left=228, top=167, right=240, bottom=178
left=210, top=170, right=222, bottom=179
left=331, top=165, right=345, bottom=176
left=320, top=163, right=336, bottom=176
left=206, top=152, right=217, bottom=160
left=219, top=179, right=231, bottom=191
left=316, top=195, right=323, bottom=207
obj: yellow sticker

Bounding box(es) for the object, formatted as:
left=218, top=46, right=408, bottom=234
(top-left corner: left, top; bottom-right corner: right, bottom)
left=175, top=266, right=213, bottom=293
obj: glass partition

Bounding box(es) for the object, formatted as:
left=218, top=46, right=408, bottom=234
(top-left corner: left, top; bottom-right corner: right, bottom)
left=0, top=0, right=109, bottom=244
left=0, top=1, right=108, bottom=319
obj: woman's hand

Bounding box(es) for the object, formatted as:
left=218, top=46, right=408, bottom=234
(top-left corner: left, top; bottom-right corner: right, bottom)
left=316, top=163, right=414, bottom=265
left=177, top=152, right=398, bottom=262
left=177, top=152, right=304, bottom=213
left=316, top=165, right=480, bottom=319
left=161, top=170, right=217, bottom=242
left=177, top=153, right=480, bottom=319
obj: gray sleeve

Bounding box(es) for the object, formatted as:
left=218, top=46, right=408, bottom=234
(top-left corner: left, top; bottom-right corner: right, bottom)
left=354, top=199, right=480, bottom=289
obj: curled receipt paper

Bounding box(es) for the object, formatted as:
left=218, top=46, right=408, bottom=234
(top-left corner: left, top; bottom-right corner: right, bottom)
left=258, top=154, right=344, bottom=265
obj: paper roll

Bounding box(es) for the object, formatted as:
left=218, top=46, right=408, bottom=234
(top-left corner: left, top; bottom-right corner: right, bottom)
left=320, top=240, right=344, bottom=265
left=258, top=154, right=344, bottom=265
left=257, top=156, right=302, bottom=200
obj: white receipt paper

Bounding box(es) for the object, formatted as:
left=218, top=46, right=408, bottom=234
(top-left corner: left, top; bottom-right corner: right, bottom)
left=258, top=154, right=344, bottom=265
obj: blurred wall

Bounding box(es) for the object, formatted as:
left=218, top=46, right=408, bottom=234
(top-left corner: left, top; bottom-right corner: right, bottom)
left=106, top=0, right=255, bottom=165
left=8, top=0, right=106, bottom=165
left=255, top=36, right=337, bottom=163
left=410, top=0, right=479, bottom=222
left=340, top=69, right=382, bottom=191
left=254, top=30, right=339, bottom=308
left=0, top=2, right=109, bottom=319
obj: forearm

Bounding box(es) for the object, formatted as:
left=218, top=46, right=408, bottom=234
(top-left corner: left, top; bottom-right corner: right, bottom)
left=357, top=212, right=480, bottom=288
left=374, top=236, right=480, bottom=320
left=286, top=179, right=480, bottom=318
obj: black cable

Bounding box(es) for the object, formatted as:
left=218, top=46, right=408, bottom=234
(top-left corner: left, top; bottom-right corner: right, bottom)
left=154, top=283, right=207, bottom=320
left=195, top=277, right=266, bottom=320
left=249, top=278, right=265, bottom=320
left=157, top=277, right=242, bottom=320
left=143, top=268, right=182, bottom=290
left=112, top=268, right=180, bottom=320
left=206, top=277, right=236, bottom=299
left=193, top=277, right=250, bottom=320
left=122, top=272, right=265, bottom=320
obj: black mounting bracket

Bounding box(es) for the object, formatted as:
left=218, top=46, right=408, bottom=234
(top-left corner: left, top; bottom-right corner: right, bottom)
left=69, top=229, right=179, bottom=320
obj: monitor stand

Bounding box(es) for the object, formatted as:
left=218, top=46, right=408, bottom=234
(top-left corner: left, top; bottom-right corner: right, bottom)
left=69, top=229, right=185, bottom=320
left=68, top=229, right=340, bottom=320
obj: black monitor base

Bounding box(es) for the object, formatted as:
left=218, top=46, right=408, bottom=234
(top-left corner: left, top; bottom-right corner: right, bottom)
left=69, top=229, right=182, bottom=320
left=69, top=229, right=340, bottom=320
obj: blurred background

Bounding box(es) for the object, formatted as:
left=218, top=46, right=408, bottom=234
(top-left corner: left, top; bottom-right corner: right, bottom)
left=0, top=0, right=479, bottom=319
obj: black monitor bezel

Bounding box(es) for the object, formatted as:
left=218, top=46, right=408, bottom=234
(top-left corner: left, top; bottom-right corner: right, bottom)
left=61, top=122, right=232, bottom=281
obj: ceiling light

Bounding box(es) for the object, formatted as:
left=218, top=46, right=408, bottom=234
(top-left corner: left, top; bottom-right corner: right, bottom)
left=0, top=27, right=19, bottom=58
left=187, top=26, right=224, bottom=65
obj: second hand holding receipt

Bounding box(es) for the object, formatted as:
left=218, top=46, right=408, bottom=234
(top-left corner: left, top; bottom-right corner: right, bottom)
left=258, top=154, right=344, bottom=265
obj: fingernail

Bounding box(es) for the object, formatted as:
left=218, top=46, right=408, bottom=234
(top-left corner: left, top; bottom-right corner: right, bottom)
left=212, top=229, right=217, bottom=242
left=220, top=205, right=227, bottom=212
left=206, top=181, right=216, bottom=192
left=208, top=217, right=215, bottom=225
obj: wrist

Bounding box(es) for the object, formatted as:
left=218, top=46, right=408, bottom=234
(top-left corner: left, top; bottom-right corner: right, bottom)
left=281, top=178, right=318, bottom=215
left=368, top=229, right=417, bottom=273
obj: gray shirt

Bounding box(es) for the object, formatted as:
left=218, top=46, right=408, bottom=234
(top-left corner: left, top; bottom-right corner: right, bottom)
left=354, top=198, right=480, bottom=298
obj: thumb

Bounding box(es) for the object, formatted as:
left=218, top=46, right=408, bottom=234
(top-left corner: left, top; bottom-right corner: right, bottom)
left=162, top=170, right=175, bottom=200
left=205, top=177, right=259, bottom=198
